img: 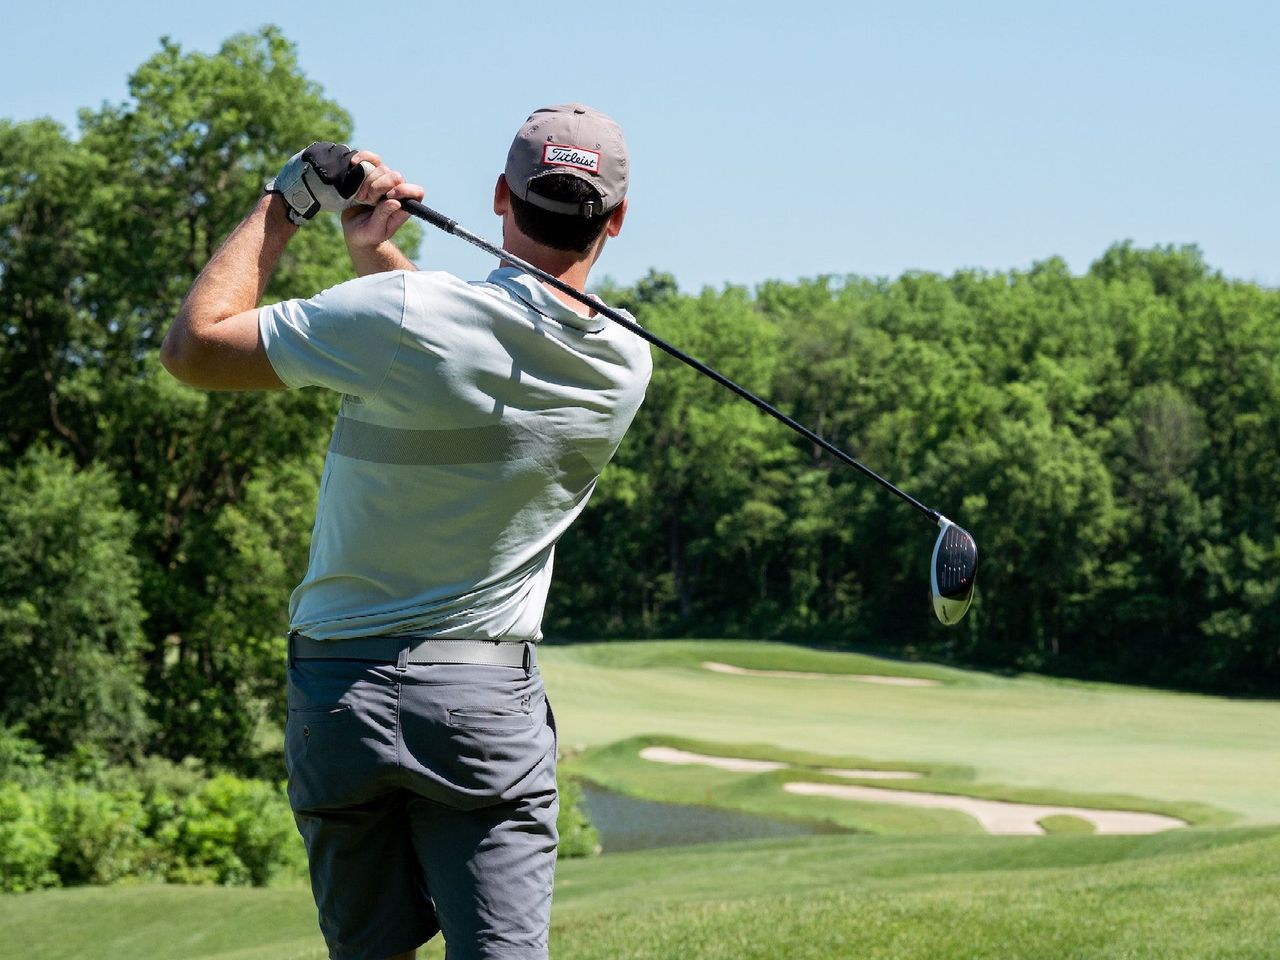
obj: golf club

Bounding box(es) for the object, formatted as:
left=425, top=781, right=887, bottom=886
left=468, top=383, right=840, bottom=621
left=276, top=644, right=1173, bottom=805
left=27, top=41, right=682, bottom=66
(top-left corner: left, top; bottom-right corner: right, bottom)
left=357, top=172, right=978, bottom=623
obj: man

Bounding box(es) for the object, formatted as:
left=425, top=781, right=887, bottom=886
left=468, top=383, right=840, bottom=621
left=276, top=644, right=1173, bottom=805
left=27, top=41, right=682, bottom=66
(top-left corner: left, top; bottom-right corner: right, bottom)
left=161, top=104, right=651, bottom=960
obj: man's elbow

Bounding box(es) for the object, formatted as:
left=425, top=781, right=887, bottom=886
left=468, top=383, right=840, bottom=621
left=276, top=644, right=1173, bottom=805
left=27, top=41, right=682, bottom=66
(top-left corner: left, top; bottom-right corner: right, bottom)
left=159, top=325, right=189, bottom=381
left=156, top=309, right=282, bottom=392
left=159, top=322, right=201, bottom=385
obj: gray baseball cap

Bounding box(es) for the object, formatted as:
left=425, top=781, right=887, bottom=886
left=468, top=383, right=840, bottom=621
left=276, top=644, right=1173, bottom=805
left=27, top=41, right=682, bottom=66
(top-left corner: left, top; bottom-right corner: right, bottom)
left=505, top=103, right=628, bottom=217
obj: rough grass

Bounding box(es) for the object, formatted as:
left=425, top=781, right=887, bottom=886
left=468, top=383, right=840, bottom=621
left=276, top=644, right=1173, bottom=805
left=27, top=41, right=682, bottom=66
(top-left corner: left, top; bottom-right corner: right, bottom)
left=1039, top=814, right=1096, bottom=835
left=551, top=828, right=1280, bottom=959
left=4, top=827, right=1278, bottom=959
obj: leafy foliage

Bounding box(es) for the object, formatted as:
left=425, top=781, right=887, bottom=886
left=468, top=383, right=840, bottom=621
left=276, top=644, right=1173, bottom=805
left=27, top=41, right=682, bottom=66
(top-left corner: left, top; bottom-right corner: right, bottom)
left=0, top=448, right=149, bottom=760
left=0, top=744, right=595, bottom=890
left=557, top=778, right=602, bottom=858
left=0, top=28, right=384, bottom=764
left=0, top=754, right=305, bottom=892
left=0, top=783, right=58, bottom=892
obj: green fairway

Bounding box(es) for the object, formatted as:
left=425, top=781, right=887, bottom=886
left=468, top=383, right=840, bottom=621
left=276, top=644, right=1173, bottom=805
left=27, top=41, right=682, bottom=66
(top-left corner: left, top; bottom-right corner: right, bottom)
left=6, top=640, right=1277, bottom=959
left=540, top=641, right=1280, bottom=825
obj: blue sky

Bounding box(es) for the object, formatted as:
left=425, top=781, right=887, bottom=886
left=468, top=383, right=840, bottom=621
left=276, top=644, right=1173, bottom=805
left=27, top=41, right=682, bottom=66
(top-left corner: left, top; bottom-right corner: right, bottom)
left=3, top=0, right=1276, bottom=290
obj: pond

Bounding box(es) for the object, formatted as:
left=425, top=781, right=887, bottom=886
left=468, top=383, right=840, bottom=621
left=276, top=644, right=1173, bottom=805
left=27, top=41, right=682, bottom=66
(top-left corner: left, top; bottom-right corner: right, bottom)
left=578, top=782, right=848, bottom=853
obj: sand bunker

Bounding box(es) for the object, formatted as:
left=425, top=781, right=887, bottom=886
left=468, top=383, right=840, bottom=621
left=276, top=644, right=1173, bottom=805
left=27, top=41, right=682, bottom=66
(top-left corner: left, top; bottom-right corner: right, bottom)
left=639, top=746, right=786, bottom=773
left=702, top=661, right=940, bottom=687
left=782, top=782, right=1187, bottom=835
left=640, top=746, right=923, bottom=780
left=638, top=746, right=1181, bottom=835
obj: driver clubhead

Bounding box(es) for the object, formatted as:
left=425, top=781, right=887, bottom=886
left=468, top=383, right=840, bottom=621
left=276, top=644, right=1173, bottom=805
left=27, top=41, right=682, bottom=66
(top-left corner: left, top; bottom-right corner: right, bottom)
left=931, top=518, right=978, bottom=625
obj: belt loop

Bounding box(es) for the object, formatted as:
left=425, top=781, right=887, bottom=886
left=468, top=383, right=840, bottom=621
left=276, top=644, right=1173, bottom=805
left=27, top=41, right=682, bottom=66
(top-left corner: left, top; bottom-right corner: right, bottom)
left=287, top=629, right=297, bottom=668
left=523, top=641, right=534, bottom=678
left=396, top=636, right=410, bottom=672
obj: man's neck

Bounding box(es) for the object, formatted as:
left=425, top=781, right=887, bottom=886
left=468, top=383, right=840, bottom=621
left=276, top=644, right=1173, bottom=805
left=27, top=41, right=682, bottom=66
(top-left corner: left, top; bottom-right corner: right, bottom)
left=498, top=234, right=597, bottom=315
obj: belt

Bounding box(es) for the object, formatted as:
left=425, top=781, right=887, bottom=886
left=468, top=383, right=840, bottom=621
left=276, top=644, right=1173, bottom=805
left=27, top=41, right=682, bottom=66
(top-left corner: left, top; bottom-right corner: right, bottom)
left=289, top=633, right=536, bottom=669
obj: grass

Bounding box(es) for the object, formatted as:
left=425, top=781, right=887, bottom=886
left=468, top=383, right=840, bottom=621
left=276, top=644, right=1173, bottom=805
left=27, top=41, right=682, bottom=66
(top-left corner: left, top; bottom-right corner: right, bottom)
left=6, top=639, right=1278, bottom=958
left=551, top=828, right=1280, bottom=959
left=1039, top=814, right=1096, bottom=835
left=540, top=640, right=1280, bottom=824
left=4, top=827, right=1279, bottom=959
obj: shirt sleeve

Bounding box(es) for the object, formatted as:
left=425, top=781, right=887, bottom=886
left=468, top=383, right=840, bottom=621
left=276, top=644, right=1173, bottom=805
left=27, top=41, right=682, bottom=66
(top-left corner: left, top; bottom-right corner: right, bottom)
left=258, top=271, right=408, bottom=396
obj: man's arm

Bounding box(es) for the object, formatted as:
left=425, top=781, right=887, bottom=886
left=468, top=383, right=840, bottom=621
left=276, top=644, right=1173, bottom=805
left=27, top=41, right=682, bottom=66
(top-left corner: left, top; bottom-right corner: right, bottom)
left=160, top=193, right=294, bottom=391
left=161, top=146, right=424, bottom=389
left=343, top=228, right=418, bottom=276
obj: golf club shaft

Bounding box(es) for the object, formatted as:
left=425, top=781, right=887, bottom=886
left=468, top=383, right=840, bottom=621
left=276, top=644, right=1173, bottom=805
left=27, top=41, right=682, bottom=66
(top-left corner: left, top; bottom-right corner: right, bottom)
left=398, top=197, right=941, bottom=525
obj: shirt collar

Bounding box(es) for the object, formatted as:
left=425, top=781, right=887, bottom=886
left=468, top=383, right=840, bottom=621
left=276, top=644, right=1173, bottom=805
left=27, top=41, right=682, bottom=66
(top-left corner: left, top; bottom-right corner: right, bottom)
left=486, top=267, right=606, bottom=333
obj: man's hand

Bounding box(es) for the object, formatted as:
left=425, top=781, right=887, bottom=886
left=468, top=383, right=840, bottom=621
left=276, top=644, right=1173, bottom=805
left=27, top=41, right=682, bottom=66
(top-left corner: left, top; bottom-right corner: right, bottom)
left=265, top=141, right=379, bottom=224
left=341, top=150, right=424, bottom=275
left=342, top=149, right=425, bottom=249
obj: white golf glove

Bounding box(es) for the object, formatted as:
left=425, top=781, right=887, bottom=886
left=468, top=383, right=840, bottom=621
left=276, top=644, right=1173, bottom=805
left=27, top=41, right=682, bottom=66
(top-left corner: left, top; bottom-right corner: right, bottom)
left=265, top=142, right=369, bottom=224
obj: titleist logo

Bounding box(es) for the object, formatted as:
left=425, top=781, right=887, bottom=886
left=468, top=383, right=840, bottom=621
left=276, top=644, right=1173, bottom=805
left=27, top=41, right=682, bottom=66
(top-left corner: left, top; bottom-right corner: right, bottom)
left=543, top=143, right=602, bottom=173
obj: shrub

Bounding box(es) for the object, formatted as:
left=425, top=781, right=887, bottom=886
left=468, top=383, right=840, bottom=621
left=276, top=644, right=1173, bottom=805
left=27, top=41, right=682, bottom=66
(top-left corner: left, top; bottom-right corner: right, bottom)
left=0, top=756, right=305, bottom=889
left=162, top=774, right=303, bottom=886
left=0, top=758, right=589, bottom=888
left=557, top=778, right=601, bottom=859
left=0, top=783, right=58, bottom=892
left=44, top=785, right=156, bottom=885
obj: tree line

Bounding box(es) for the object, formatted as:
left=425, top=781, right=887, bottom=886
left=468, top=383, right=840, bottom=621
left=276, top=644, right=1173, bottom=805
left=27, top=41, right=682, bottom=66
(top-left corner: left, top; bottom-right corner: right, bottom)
left=1, top=27, right=1276, bottom=803
left=558, top=249, right=1280, bottom=699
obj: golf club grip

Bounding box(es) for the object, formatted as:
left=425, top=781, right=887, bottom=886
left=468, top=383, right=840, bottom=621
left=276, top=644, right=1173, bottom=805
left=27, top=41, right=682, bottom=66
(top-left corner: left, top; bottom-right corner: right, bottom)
left=395, top=197, right=940, bottom=524
left=398, top=198, right=456, bottom=234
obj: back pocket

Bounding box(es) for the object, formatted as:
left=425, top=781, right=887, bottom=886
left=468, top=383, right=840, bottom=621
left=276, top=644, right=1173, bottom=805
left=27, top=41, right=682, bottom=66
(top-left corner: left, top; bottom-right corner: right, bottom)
left=447, top=704, right=534, bottom=733
left=286, top=704, right=353, bottom=767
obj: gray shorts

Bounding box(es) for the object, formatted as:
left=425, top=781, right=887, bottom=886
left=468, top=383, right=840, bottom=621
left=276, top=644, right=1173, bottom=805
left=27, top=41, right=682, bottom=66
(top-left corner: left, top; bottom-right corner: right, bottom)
left=285, top=652, right=558, bottom=960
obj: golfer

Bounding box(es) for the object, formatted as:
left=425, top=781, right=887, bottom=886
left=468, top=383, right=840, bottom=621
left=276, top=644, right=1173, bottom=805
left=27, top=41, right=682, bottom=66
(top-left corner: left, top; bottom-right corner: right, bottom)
left=161, top=104, right=651, bottom=960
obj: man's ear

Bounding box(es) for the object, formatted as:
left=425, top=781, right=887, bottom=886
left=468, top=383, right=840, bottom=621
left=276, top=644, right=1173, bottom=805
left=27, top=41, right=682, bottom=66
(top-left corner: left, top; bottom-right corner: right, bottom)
left=605, top=197, right=628, bottom=238
left=493, top=174, right=511, bottom=216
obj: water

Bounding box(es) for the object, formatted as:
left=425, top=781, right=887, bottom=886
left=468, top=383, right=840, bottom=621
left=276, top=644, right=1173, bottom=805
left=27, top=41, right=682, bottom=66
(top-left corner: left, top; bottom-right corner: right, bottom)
left=578, top=782, right=847, bottom=853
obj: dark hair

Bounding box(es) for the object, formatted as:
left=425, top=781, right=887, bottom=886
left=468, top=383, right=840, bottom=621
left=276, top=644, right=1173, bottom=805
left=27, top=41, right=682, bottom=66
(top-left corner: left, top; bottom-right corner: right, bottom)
left=509, top=175, right=613, bottom=253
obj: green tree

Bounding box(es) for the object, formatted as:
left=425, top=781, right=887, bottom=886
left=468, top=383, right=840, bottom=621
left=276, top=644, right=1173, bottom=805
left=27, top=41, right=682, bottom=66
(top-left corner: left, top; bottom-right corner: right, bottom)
left=553, top=278, right=797, bottom=632
left=0, top=448, right=150, bottom=760
left=0, top=28, right=424, bottom=764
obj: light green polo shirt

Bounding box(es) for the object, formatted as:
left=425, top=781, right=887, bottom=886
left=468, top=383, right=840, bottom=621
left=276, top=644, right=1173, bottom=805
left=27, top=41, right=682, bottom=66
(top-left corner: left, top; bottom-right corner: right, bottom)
left=259, top=267, right=652, bottom=642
